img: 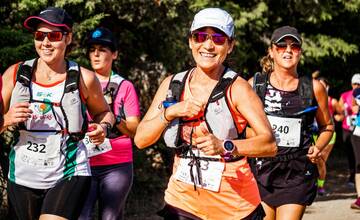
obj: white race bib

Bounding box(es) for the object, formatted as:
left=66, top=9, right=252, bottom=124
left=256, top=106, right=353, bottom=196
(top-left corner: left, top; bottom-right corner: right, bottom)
left=267, top=115, right=302, bottom=147
left=82, top=135, right=112, bottom=157
left=174, top=150, right=225, bottom=192
left=353, top=126, right=360, bottom=137
left=17, top=131, right=61, bottom=168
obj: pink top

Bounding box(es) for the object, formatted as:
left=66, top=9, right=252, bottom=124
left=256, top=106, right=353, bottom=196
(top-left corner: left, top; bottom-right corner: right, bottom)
left=328, top=96, right=334, bottom=116
left=341, top=90, right=354, bottom=131
left=90, top=78, right=140, bottom=166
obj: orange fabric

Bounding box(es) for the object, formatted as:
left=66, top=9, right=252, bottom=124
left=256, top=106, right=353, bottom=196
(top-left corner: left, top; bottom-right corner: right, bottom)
left=33, top=79, right=65, bottom=87
left=12, top=62, right=22, bottom=86
left=165, top=73, right=261, bottom=219
left=227, top=82, right=248, bottom=132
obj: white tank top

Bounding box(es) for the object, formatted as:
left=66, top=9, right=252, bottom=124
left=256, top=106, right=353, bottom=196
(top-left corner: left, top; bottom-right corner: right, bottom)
left=9, top=81, right=90, bottom=189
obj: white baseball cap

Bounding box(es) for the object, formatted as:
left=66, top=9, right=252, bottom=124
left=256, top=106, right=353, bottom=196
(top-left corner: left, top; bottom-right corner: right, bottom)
left=190, top=8, right=234, bottom=38
left=351, top=73, right=360, bottom=84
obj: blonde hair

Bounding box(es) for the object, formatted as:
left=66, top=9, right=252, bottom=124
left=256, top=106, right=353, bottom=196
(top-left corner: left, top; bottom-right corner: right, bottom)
left=260, top=53, right=274, bottom=74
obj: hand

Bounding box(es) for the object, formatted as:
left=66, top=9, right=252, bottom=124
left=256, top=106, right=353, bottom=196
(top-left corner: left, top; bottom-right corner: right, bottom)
left=5, top=102, right=32, bottom=126
left=352, top=105, right=359, bottom=114
left=194, top=128, right=223, bottom=156
left=166, top=98, right=204, bottom=120
left=307, top=145, right=322, bottom=163
left=86, top=123, right=106, bottom=145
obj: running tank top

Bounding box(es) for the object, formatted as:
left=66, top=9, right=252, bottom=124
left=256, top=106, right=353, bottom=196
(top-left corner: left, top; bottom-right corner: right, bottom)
left=264, top=83, right=313, bottom=156
left=165, top=72, right=260, bottom=219
left=8, top=80, right=90, bottom=189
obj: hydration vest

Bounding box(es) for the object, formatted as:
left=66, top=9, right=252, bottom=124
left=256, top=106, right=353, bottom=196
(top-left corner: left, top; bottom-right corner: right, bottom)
left=253, top=72, right=316, bottom=126
left=252, top=72, right=317, bottom=162
left=10, top=58, right=88, bottom=140
left=163, top=68, right=245, bottom=148
left=102, top=72, right=125, bottom=138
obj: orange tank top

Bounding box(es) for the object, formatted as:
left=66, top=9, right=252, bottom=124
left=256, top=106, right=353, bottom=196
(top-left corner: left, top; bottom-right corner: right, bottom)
left=164, top=73, right=261, bottom=219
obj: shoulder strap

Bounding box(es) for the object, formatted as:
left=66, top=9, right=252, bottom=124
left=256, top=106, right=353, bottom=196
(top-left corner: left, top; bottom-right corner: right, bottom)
left=298, top=74, right=314, bottom=107
left=16, top=58, right=37, bottom=87
left=64, top=60, right=80, bottom=93
left=107, top=73, right=125, bottom=102
left=253, top=72, right=268, bottom=104
left=208, top=67, right=238, bottom=102
left=168, top=69, right=191, bottom=102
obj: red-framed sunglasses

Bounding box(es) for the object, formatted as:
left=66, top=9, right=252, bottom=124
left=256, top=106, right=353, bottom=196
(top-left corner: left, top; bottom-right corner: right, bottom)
left=273, top=41, right=302, bottom=53
left=191, top=32, right=228, bottom=45
left=34, top=31, right=68, bottom=42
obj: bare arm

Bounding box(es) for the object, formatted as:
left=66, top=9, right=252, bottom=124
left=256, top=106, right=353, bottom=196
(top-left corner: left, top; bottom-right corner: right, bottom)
left=231, top=77, right=276, bottom=157
left=308, top=79, right=335, bottom=161
left=1, top=64, right=32, bottom=133
left=80, top=67, right=114, bottom=144
left=114, top=82, right=140, bottom=138
left=116, top=116, right=140, bottom=138
left=134, top=74, right=204, bottom=149
left=134, top=75, right=172, bottom=148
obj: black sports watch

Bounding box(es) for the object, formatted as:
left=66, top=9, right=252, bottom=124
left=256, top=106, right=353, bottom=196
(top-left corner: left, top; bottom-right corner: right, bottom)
left=100, top=122, right=113, bottom=138
left=115, top=115, right=122, bottom=126
left=222, top=140, right=235, bottom=160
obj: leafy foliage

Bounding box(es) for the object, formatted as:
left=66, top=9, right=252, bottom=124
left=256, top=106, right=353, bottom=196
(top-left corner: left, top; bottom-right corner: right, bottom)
left=0, top=1, right=360, bottom=216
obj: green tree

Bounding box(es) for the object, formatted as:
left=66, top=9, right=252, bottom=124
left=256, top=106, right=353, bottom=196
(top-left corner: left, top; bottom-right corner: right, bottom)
left=0, top=1, right=359, bottom=217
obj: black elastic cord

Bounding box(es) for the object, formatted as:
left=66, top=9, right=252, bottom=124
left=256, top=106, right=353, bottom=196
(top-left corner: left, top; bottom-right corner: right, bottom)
left=186, top=126, right=203, bottom=191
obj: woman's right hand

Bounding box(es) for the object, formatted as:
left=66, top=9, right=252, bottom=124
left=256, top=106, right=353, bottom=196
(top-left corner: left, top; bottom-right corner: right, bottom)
left=165, top=98, right=204, bottom=121
left=4, top=102, right=32, bottom=127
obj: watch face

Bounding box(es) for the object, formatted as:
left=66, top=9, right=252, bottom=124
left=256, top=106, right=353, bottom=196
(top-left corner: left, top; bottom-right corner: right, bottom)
left=224, top=140, right=234, bottom=151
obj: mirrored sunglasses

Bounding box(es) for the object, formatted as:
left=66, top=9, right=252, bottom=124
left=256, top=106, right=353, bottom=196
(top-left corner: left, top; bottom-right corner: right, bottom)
left=34, top=31, right=67, bottom=42
left=192, top=32, right=228, bottom=45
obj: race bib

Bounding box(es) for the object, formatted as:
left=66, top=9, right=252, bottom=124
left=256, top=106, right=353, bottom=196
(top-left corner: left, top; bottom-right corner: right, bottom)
left=82, top=135, right=112, bottom=157
left=353, top=126, right=360, bottom=137
left=174, top=150, right=225, bottom=192
left=17, top=131, right=61, bottom=168
left=267, top=115, right=302, bottom=147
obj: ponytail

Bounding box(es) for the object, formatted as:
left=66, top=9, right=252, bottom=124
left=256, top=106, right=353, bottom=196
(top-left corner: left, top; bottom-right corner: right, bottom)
left=260, top=54, right=273, bottom=74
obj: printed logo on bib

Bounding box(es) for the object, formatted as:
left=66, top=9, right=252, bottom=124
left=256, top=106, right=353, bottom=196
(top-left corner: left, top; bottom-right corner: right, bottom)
left=17, top=131, right=61, bottom=168
left=27, top=102, right=62, bottom=130
left=82, top=135, right=112, bottom=157
left=267, top=115, right=302, bottom=147
left=34, top=99, right=52, bottom=115
left=174, top=149, right=224, bottom=192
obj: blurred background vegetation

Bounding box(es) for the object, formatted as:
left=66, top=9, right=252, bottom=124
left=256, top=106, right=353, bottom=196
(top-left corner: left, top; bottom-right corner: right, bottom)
left=0, top=0, right=360, bottom=218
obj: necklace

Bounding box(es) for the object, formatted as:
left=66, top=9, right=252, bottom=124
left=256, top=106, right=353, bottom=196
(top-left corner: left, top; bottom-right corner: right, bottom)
left=45, top=72, right=59, bottom=81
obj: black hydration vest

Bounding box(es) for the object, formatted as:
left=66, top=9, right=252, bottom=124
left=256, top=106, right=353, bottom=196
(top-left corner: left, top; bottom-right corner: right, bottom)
left=253, top=72, right=318, bottom=158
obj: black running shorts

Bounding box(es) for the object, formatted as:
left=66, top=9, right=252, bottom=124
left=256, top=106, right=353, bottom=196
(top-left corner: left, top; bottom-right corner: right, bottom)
left=8, top=176, right=91, bottom=220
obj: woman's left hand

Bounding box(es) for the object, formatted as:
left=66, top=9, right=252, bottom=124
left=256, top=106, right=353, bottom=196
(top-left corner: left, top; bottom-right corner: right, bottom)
left=195, top=129, right=223, bottom=156
left=307, top=145, right=322, bottom=163
left=86, top=123, right=106, bottom=145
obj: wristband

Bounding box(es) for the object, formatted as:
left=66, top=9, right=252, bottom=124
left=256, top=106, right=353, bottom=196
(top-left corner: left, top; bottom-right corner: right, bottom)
left=160, top=109, right=170, bottom=125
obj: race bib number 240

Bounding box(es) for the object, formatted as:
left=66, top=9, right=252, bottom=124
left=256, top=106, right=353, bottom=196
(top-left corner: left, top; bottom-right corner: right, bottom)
left=267, top=115, right=302, bottom=147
